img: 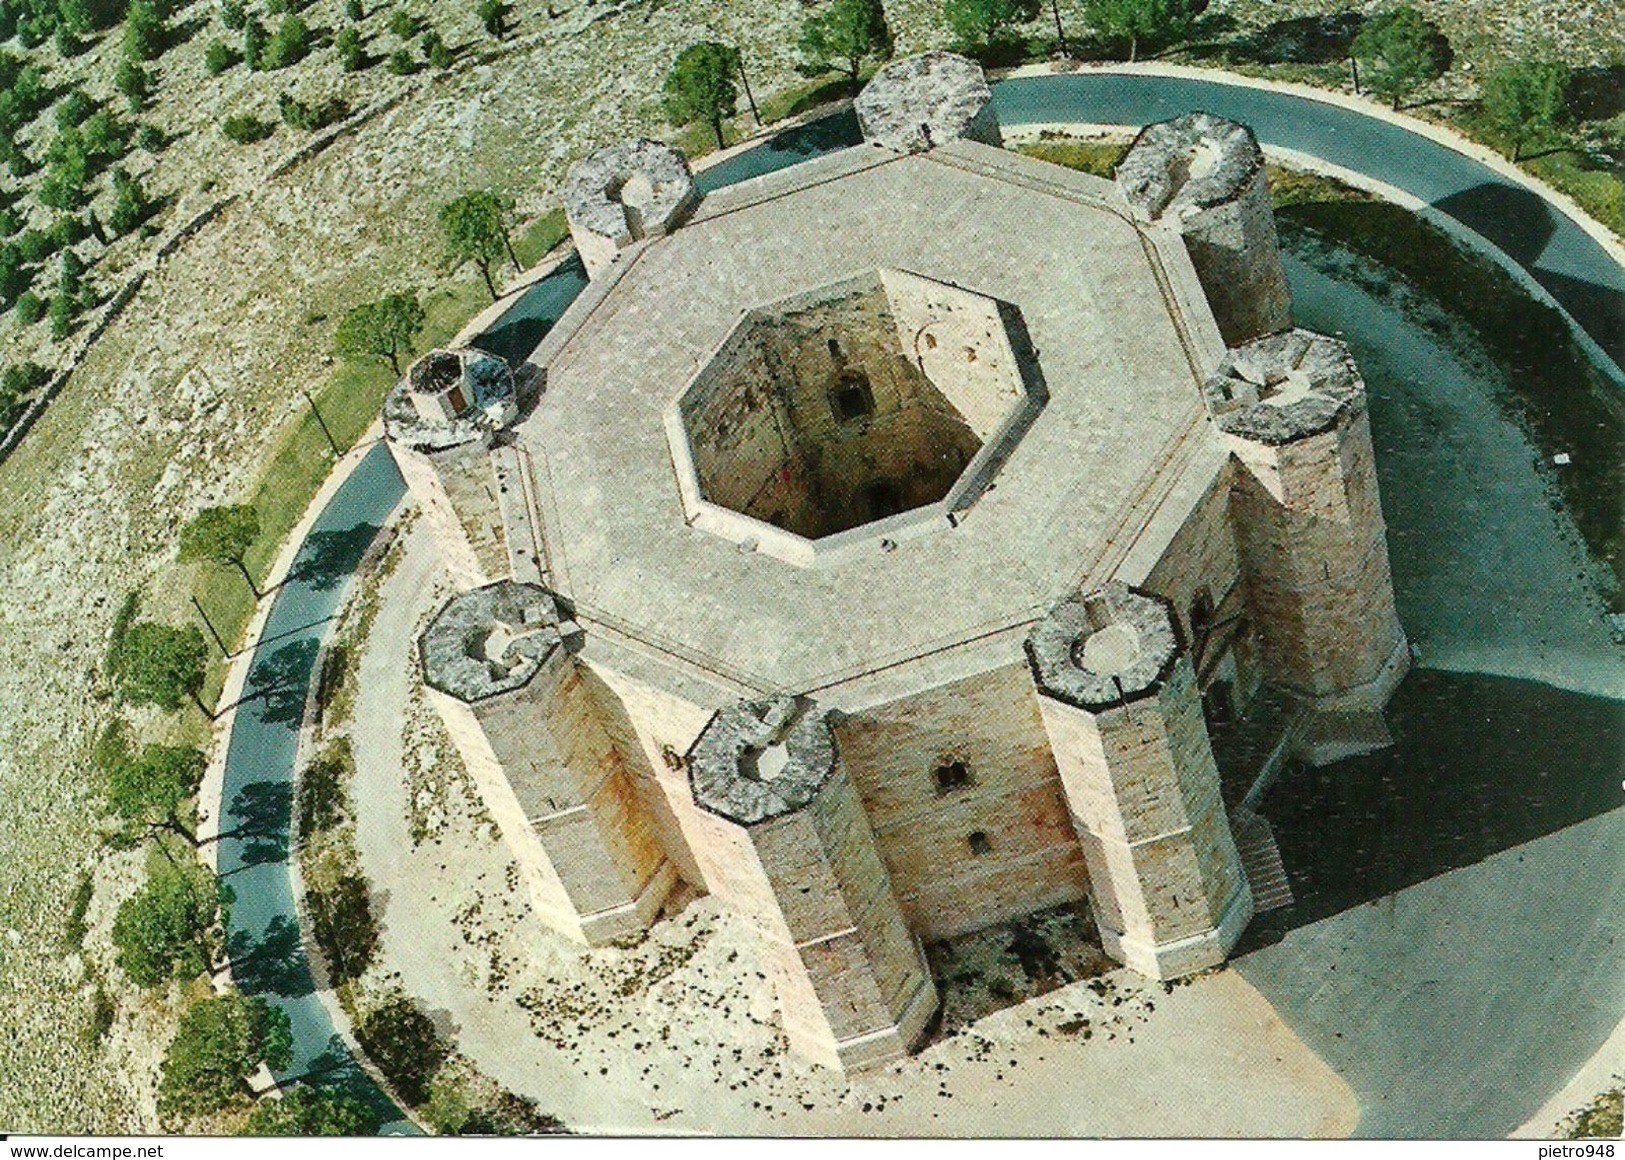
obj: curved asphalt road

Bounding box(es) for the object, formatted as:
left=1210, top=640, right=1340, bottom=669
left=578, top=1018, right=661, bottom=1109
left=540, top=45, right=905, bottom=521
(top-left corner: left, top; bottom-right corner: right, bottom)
left=212, top=69, right=1625, bottom=1136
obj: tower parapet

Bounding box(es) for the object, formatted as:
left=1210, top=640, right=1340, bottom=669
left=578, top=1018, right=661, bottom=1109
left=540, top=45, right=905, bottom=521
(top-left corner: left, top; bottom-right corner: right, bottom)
left=687, top=697, right=937, bottom=1072
left=562, top=138, right=698, bottom=280
left=1209, top=330, right=1410, bottom=738
left=1116, top=112, right=1291, bottom=346
left=854, top=51, right=1001, bottom=154
left=1027, top=583, right=1253, bottom=980
left=419, top=581, right=677, bottom=945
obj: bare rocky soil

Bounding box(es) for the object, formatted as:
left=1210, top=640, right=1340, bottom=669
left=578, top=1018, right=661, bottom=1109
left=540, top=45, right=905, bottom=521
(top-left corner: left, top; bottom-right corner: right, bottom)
left=0, top=0, right=1617, bottom=1134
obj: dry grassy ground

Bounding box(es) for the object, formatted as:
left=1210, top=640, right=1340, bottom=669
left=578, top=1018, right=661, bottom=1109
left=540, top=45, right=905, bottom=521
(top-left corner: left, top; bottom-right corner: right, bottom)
left=0, top=0, right=1617, bottom=1134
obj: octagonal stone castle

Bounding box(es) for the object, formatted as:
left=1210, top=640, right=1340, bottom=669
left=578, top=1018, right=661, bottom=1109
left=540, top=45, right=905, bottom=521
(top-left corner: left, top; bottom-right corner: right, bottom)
left=384, top=53, right=1410, bottom=1073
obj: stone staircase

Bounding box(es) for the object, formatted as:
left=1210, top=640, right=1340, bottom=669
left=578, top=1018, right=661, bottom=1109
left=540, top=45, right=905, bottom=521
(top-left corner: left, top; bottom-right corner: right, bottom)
left=1232, top=808, right=1294, bottom=913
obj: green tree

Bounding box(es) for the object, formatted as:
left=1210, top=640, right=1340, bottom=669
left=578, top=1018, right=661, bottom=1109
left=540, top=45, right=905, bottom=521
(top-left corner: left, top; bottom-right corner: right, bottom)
left=420, top=28, right=451, bottom=69
left=111, top=859, right=220, bottom=986
left=335, top=25, right=364, bottom=70
left=1481, top=58, right=1572, bottom=162
left=354, top=994, right=447, bottom=1106
left=437, top=190, right=517, bottom=298
left=222, top=113, right=274, bottom=143
left=205, top=38, right=237, bottom=74
left=241, top=1084, right=384, bottom=1136
left=476, top=0, right=504, bottom=38
left=242, top=16, right=267, bottom=68
left=48, top=289, right=76, bottom=341
left=943, top=0, right=1041, bottom=47
left=334, top=292, right=424, bottom=373
left=386, top=46, right=415, bottom=75
left=56, top=87, right=96, bottom=131
left=109, top=168, right=153, bottom=235
left=114, top=58, right=151, bottom=111
left=799, top=0, right=892, bottom=82
left=104, top=738, right=206, bottom=842
left=59, top=0, right=128, bottom=35
left=14, top=289, right=43, bottom=324
left=1083, top=0, right=1202, bottom=61
left=107, top=620, right=208, bottom=712
left=343, top=0, right=364, bottom=20
left=178, top=504, right=261, bottom=594
left=387, top=9, right=416, bottom=38
left=1351, top=7, right=1449, bottom=109
left=663, top=41, right=738, bottom=150
left=262, top=14, right=310, bottom=69
left=159, top=995, right=293, bottom=1121
left=124, top=0, right=166, bottom=61
left=220, top=0, right=247, bottom=31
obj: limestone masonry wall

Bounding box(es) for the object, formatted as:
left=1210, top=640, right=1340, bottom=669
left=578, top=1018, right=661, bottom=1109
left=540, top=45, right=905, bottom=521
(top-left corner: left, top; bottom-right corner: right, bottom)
left=833, top=664, right=1090, bottom=941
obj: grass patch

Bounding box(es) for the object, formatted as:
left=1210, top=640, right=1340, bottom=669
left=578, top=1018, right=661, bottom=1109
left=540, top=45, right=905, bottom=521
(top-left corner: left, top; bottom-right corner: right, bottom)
left=1015, top=138, right=1127, bottom=178
left=190, top=274, right=492, bottom=707
left=511, top=208, right=568, bottom=270
left=1449, top=106, right=1625, bottom=240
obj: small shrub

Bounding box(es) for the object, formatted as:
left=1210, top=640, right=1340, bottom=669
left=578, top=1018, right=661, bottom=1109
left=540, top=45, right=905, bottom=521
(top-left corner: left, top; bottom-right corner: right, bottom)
left=344, top=0, right=363, bottom=19
left=387, top=47, right=415, bottom=75
left=123, top=0, right=167, bottom=62
left=113, top=59, right=150, bottom=112
left=49, top=290, right=77, bottom=340
left=278, top=92, right=348, bottom=132
left=262, top=14, right=310, bottom=69
left=421, top=28, right=451, bottom=69
left=13, top=289, right=43, bottom=324
left=83, top=985, right=116, bottom=1048
left=221, top=113, right=273, bottom=144
left=205, top=39, right=236, bottom=74
left=219, top=0, right=246, bottom=31
left=135, top=123, right=163, bottom=152
left=0, top=207, right=20, bottom=237
left=308, top=874, right=378, bottom=984
left=387, top=9, right=417, bottom=39
left=335, top=26, right=364, bottom=70
left=476, top=0, right=504, bottom=38
left=17, top=227, right=58, bottom=263
left=64, top=871, right=95, bottom=950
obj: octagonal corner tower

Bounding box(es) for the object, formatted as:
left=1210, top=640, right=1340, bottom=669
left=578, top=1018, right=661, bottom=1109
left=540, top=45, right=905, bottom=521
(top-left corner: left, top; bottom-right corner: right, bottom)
left=1206, top=329, right=1410, bottom=727
left=418, top=580, right=678, bottom=946
left=1117, top=111, right=1292, bottom=346
left=855, top=51, right=1001, bottom=154
left=684, top=697, right=937, bottom=1072
left=563, top=138, right=697, bottom=280
left=1026, top=583, right=1253, bottom=979
left=383, top=347, right=522, bottom=590
left=665, top=266, right=1044, bottom=565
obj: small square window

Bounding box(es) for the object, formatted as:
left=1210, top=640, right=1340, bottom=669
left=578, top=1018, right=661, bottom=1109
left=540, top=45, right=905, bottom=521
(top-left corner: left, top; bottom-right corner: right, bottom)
left=967, top=831, right=993, bottom=857
left=831, top=372, right=875, bottom=422
left=932, top=759, right=973, bottom=794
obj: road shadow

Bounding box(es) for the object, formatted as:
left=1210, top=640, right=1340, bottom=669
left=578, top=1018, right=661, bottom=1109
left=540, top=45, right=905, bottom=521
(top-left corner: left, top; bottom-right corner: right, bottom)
left=1238, top=667, right=1625, bottom=951
left=475, top=254, right=588, bottom=367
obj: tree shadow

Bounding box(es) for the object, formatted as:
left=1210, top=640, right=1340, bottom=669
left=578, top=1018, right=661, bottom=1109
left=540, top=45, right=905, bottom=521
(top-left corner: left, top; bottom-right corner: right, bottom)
left=296, top=1033, right=407, bottom=1127
left=167, top=15, right=210, bottom=52
left=292, top=521, right=385, bottom=591
left=1431, top=181, right=1557, bottom=278
left=1568, top=65, right=1625, bottom=122
left=236, top=636, right=319, bottom=725
left=221, top=779, right=292, bottom=866
left=228, top=913, right=316, bottom=997
left=1238, top=668, right=1625, bottom=951
left=1235, top=12, right=1363, bottom=65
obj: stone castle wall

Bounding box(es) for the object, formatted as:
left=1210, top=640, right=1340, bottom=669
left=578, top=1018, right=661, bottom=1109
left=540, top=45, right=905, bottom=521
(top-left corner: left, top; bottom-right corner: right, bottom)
left=390, top=442, right=493, bottom=592
left=832, top=664, right=1091, bottom=941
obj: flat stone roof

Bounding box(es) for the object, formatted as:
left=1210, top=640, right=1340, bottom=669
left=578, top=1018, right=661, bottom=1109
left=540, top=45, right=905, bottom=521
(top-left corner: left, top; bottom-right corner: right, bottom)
left=1026, top=582, right=1182, bottom=712
left=687, top=697, right=837, bottom=826
left=1205, top=328, right=1363, bottom=445
left=517, top=139, right=1227, bottom=703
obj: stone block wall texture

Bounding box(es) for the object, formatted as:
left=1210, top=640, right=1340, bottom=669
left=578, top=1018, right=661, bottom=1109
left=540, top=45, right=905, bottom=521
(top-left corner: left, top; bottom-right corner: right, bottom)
left=1116, top=113, right=1292, bottom=347
left=687, top=710, right=937, bottom=1072
left=1030, top=590, right=1253, bottom=979
left=832, top=664, right=1091, bottom=941
left=389, top=442, right=492, bottom=592
left=427, top=642, right=677, bottom=945
left=1225, top=393, right=1407, bottom=708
